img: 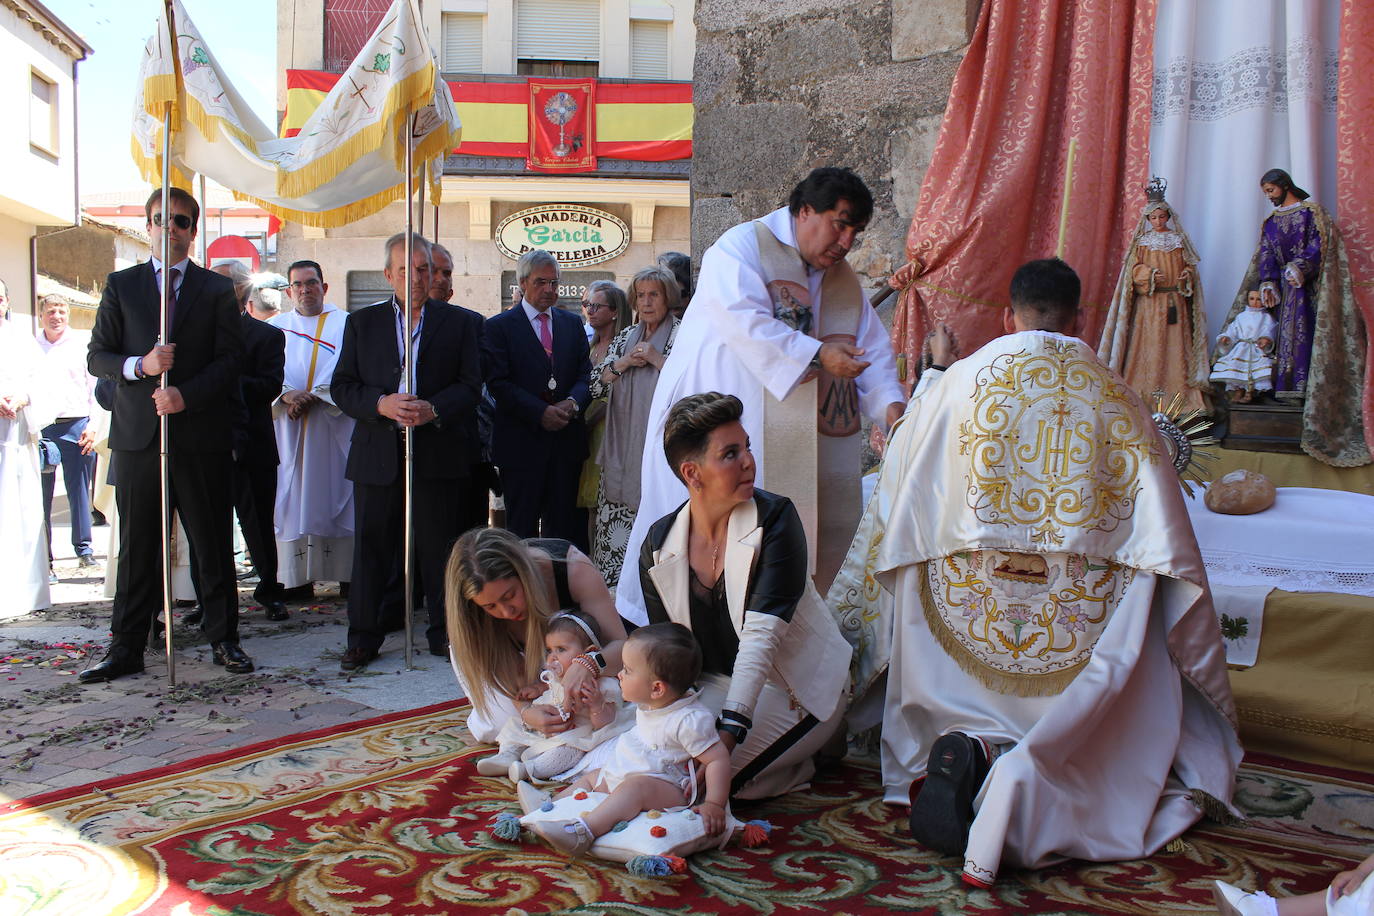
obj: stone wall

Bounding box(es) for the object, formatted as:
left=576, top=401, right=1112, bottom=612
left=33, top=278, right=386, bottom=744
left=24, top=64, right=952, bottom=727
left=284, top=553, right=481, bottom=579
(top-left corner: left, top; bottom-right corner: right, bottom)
left=690, top=0, right=977, bottom=289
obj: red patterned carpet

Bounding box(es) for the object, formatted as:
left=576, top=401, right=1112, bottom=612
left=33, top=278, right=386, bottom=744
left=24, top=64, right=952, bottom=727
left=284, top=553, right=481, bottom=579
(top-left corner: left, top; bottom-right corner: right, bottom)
left=2, top=700, right=1371, bottom=915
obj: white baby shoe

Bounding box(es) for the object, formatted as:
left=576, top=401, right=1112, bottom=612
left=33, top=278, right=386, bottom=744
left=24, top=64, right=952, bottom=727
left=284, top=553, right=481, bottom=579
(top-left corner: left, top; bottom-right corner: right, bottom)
left=1212, top=881, right=1279, bottom=916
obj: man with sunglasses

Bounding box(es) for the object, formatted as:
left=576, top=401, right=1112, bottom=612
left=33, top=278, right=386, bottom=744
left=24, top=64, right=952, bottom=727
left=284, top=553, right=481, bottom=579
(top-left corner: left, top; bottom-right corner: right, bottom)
left=83, top=186, right=251, bottom=683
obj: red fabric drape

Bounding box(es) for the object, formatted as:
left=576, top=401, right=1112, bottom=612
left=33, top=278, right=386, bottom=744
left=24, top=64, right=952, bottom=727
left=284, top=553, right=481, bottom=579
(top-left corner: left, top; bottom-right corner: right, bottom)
left=890, top=0, right=1156, bottom=381
left=1336, top=0, right=1374, bottom=454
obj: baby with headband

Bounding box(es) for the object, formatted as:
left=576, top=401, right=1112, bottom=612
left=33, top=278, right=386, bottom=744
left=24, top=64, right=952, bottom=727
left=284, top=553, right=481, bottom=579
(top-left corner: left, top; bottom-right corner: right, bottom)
left=476, top=609, right=633, bottom=781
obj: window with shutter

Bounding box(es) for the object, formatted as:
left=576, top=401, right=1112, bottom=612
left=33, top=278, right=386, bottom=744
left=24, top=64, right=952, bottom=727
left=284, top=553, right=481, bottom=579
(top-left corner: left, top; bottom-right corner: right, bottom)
left=629, top=20, right=669, bottom=80
left=442, top=13, right=484, bottom=73
left=516, top=0, right=600, bottom=75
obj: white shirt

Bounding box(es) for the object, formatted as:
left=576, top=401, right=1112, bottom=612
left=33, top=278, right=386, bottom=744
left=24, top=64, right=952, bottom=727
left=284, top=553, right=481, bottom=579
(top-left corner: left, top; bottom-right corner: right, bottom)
left=122, top=256, right=189, bottom=380
left=521, top=298, right=556, bottom=346
left=35, top=327, right=94, bottom=418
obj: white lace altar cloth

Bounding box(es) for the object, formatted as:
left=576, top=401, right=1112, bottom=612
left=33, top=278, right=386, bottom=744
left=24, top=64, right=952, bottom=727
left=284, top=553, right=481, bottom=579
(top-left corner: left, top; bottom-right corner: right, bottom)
left=1185, top=487, right=1374, bottom=597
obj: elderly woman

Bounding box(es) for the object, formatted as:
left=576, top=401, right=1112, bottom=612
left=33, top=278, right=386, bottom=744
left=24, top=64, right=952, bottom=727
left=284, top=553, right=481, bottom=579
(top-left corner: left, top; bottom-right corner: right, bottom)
left=590, top=266, right=681, bottom=586
left=446, top=527, right=629, bottom=745
left=577, top=280, right=632, bottom=531
left=638, top=392, right=850, bottom=799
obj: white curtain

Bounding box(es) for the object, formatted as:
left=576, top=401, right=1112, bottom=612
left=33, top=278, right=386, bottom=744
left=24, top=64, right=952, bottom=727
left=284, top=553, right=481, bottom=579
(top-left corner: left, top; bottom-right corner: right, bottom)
left=1149, top=0, right=1340, bottom=342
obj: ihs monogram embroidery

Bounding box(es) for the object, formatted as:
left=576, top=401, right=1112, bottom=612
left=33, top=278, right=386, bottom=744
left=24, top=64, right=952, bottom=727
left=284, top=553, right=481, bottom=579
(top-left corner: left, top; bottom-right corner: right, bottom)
left=958, top=341, right=1158, bottom=547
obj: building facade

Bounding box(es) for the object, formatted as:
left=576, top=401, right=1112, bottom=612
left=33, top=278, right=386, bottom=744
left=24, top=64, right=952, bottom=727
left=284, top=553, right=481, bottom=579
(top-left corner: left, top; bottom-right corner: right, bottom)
left=274, top=0, right=694, bottom=317
left=0, top=0, right=88, bottom=324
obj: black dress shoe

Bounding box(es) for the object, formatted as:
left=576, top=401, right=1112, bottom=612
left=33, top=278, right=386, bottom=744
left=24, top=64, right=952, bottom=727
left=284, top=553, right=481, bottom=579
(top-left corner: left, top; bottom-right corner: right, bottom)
left=91, top=508, right=108, bottom=527
left=263, top=600, right=289, bottom=622
left=148, top=618, right=166, bottom=651
left=211, top=641, right=255, bottom=674
left=280, top=583, right=314, bottom=601
left=428, top=640, right=449, bottom=658
left=78, top=649, right=145, bottom=683
left=909, top=732, right=990, bottom=856
left=77, top=554, right=99, bottom=569
left=340, top=646, right=378, bottom=672
left=183, top=606, right=204, bottom=627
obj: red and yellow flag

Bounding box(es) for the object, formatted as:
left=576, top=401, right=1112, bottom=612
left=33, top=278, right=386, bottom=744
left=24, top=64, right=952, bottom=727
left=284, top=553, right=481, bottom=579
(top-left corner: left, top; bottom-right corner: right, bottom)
left=284, top=70, right=691, bottom=165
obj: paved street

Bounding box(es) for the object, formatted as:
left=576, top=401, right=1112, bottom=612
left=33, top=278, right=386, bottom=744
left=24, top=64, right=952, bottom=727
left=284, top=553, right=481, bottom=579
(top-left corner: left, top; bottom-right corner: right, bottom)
left=1, top=493, right=459, bottom=801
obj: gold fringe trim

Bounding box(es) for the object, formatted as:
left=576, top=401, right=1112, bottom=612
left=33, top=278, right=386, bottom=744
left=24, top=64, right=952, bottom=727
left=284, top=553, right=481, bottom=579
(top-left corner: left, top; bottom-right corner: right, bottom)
left=276, top=65, right=448, bottom=200
left=141, top=73, right=180, bottom=117
left=919, top=566, right=1087, bottom=698
left=233, top=183, right=407, bottom=230
left=1237, top=706, right=1374, bottom=744
left=181, top=91, right=260, bottom=155
left=1190, top=789, right=1245, bottom=826
left=1165, top=837, right=1191, bottom=854
left=130, top=134, right=193, bottom=193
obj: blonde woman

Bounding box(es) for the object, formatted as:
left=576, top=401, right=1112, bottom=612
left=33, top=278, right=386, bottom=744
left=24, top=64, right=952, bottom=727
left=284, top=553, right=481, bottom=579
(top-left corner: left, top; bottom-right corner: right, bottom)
left=446, top=527, right=628, bottom=744
left=590, top=266, right=681, bottom=586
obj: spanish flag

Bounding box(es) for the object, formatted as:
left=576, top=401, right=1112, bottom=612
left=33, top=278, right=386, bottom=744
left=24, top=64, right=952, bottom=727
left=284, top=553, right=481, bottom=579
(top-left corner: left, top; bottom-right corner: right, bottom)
left=284, top=70, right=691, bottom=165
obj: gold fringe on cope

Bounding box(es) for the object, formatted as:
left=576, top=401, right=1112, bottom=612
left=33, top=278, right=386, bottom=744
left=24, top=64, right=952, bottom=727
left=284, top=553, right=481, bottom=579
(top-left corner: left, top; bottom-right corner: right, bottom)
left=275, top=66, right=455, bottom=201
left=1164, top=837, right=1192, bottom=854
left=1190, top=788, right=1245, bottom=826
left=918, top=566, right=1088, bottom=698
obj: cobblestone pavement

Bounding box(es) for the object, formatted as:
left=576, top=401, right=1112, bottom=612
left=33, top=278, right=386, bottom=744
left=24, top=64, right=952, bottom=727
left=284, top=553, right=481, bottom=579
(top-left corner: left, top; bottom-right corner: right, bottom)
left=1, top=546, right=459, bottom=802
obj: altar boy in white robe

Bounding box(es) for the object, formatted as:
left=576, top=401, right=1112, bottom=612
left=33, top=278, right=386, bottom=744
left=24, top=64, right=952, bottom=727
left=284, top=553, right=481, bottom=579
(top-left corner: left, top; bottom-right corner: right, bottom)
left=269, top=261, right=354, bottom=594
left=616, top=168, right=906, bottom=625
left=829, top=258, right=1241, bottom=887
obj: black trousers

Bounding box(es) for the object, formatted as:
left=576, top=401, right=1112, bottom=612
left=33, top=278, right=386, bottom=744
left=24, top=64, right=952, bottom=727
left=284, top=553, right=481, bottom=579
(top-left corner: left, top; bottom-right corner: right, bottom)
left=346, top=473, right=466, bottom=653
left=111, top=447, right=238, bottom=648
left=502, top=459, right=588, bottom=552
left=233, top=460, right=283, bottom=603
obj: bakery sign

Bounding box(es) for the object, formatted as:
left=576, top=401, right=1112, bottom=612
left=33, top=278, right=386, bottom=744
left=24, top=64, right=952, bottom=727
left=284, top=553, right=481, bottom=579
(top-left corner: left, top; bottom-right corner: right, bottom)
left=495, top=204, right=630, bottom=269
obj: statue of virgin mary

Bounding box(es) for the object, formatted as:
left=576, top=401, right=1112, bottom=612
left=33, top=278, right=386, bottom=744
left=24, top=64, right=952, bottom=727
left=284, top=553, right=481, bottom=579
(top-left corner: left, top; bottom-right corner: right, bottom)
left=1098, top=178, right=1211, bottom=412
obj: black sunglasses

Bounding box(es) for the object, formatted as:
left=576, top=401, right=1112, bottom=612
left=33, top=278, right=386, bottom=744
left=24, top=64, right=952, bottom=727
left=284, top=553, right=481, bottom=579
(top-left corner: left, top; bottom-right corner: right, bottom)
left=152, top=212, right=194, bottom=230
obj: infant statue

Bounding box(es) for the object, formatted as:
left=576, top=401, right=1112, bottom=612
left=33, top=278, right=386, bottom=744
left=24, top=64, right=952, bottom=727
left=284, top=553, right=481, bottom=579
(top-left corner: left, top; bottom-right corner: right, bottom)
left=1210, top=289, right=1278, bottom=403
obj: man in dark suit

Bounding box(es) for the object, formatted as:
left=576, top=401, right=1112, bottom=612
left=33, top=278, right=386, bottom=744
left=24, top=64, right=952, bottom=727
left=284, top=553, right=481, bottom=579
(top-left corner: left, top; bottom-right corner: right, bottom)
left=483, top=249, right=592, bottom=549
left=333, top=232, right=481, bottom=671
left=214, top=263, right=288, bottom=622
left=429, top=242, right=492, bottom=533
left=82, top=186, right=251, bottom=682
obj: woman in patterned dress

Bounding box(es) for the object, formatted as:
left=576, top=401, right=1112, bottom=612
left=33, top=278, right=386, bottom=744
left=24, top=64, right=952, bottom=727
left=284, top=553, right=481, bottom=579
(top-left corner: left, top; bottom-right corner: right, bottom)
left=590, top=266, right=680, bottom=586
left=576, top=281, right=631, bottom=542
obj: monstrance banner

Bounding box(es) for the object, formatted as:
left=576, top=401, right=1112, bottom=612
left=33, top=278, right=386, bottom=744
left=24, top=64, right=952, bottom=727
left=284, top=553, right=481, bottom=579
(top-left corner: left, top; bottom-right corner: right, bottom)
left=527, top=79, right=596, bottom=172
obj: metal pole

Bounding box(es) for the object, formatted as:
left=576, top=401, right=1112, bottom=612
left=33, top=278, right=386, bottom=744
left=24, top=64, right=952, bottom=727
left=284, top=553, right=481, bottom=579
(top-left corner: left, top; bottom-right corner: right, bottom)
left=417, top=161, right=426, bottom=237
left=402, top=113, right=416, bottom=670
left=159, top=104, right=177, bottom=685
left=198, top=174, right=208, bottom=265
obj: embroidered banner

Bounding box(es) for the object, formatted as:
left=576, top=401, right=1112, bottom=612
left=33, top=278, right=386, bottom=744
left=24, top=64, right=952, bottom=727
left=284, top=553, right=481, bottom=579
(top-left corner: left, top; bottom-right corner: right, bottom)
left=527, top=79, right=595, bottom=172
left=283, top=70, right=692, bottom=161
left=131, top=0, right=459, bottom=228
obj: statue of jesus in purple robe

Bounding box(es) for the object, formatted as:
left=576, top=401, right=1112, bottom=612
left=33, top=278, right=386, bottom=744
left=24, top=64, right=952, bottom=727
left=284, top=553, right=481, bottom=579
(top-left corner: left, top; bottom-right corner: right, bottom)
left=1256, top=168, right=1322, bottom=398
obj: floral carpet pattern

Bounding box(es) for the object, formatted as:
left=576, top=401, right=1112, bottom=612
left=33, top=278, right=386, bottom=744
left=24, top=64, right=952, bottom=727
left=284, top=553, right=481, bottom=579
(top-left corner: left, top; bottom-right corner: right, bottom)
left=2, top=700, right=1371, bottom=915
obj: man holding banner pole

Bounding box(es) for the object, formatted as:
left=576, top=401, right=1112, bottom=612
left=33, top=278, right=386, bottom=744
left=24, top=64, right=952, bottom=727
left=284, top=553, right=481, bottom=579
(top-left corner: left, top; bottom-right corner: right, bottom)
left=332, top=232, right=482, bottom=671
left=82, top=186, right=249, bottom=683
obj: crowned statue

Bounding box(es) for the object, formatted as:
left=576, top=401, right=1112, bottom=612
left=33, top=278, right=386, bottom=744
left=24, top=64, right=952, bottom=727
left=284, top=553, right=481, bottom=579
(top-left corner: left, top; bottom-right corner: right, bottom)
left=1217, top=168, right=1370, bottom=467
left=1098, top=178, right=1211, bottom=412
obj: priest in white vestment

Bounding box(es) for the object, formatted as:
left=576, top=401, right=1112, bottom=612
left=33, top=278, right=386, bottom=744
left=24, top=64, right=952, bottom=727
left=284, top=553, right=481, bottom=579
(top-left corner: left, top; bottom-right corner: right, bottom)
left=616, top=168, right=905, bottom=624
left=269, top=261, right=354, bottom=591
left=0, top=290, right=57, bottom=617
left=829, top=259, right=1241, bottom=887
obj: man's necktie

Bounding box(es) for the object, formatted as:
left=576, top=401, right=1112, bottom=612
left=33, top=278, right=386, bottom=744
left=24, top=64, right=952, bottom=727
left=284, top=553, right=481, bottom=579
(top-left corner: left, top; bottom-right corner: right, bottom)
left=161, top=267, right=180, bottom=331
left=536, top=311, right=553, bottom=358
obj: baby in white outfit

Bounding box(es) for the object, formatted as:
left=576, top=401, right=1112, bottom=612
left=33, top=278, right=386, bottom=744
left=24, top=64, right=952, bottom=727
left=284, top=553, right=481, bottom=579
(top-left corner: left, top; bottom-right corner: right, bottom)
left=527, top=622, right=731, bottom=857
left=476, top=610, right=631, bottom=781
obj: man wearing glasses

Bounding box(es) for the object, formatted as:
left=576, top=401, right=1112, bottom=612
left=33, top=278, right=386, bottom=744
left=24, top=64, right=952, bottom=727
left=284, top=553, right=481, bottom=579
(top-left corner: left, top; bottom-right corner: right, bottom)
left=268, top=260, right=356, bottom=602
left=83, top=186, right=251, bottom=683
